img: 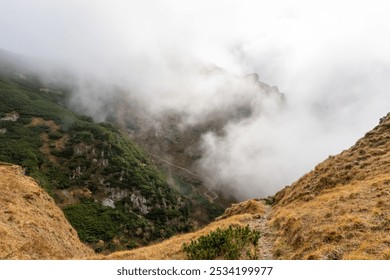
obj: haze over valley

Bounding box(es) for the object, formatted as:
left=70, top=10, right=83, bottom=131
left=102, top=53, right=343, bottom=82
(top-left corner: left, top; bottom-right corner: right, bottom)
left=0, top=0, right=389, bottom=260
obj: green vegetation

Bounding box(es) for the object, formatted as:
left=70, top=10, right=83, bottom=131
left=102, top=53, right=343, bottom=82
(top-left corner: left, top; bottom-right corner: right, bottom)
left=182, top=225, right=260, bottom=260
left=175, top=177, right=224, bottom=219
left=0, top=78, right=75, bottom=124
left=0, top=77, right=75, bottom=193
left=264, top=195, right=276, bottom=205
left=193, top=193, right=225, bottom=218
left=174, top=176, right=193, bottom=196
left=0, top=75, right=193, bottom=252
left=63, top=198, right=146, bottom=243
left=64, top=200, right=125, bottom=242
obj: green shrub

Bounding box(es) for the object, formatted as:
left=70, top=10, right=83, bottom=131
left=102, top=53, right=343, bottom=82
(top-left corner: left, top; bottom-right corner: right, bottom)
left=63, top=199, right=118, bottom=242
left=264, top=196, right=276, bottom=205
left=48, top=130, right=63, bottom=140
left=182, top=225, right=260, bottom=260
left=63, top=199, right=146, bottom=243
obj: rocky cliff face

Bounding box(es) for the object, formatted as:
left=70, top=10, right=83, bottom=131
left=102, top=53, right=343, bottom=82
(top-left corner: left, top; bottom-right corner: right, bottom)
left=0, top=164, right=93, bottom=259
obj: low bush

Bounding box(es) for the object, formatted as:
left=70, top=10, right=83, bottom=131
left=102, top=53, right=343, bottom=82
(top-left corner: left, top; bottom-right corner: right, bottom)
left=182, top=225, right=260, bottom=260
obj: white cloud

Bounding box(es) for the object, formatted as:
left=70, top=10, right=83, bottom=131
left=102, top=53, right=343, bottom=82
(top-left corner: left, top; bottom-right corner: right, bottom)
left=1, top=0, right=390, bottom=199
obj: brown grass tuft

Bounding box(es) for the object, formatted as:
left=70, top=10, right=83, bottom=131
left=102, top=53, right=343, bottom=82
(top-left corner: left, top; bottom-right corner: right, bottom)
left=217, top=199, right=266, bottom=220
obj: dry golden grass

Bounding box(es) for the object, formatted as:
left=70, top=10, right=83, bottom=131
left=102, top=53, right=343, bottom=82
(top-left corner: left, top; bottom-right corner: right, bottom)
left=0, top=164, right=93, bottom=259
left=217, top=199, right=266, bottom=220
left=270, top=113, right=390, bottom=259
left=27, top=117, right=61, bottom=132
left=270, top=178, right=390, bottom=259
left=27, top=117, right=69, bottom=164
left=94, top=214, right=254, bottom=260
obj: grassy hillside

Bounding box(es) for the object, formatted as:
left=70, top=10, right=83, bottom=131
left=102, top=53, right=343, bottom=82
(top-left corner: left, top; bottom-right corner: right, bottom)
left=0, top=164, right=93, bottom=259
left=0, top=76, right=195, bottom=252
left=269, top=113, right=390, bottom=259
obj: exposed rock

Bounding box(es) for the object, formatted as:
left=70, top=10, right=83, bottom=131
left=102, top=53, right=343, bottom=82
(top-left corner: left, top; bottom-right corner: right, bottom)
left=130, top=192, right=150, bottom=214
left=106, top=187, right=130, bottom=201
left=70, top=188, right=92, bottom=199
left=0, top=111, right=19, bottom=122
left=102, top=198, right=116, bottom=208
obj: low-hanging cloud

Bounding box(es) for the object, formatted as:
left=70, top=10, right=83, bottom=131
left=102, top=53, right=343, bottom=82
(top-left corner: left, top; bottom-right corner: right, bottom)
left=1, top=0, right=390, bottom=199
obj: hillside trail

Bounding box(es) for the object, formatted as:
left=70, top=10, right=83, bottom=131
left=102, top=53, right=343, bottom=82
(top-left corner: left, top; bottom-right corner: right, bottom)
left=248, top=202, right=275, bottom=260
left=150, top=154, right=201, bottom=178
left=150, top=154, right=220, bottom=202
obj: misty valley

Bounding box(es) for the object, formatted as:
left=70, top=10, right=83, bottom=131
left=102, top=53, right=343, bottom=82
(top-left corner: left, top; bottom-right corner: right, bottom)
left=0, top=42, right=389, bottom=260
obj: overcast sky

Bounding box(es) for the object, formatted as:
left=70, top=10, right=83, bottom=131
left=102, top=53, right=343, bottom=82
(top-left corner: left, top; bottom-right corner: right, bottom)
left=1, top=0, right=389, bottom=198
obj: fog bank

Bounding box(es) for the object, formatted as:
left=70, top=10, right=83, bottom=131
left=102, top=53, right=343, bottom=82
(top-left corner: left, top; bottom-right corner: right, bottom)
left=1, top=0, right=390, bottom=199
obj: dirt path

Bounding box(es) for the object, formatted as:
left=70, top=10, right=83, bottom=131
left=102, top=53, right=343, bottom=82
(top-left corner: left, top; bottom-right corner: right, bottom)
left=203, top=190, right=219, bottom=202
left=149, top=154, right=201, bottom=178
left=249, top=203, right=275, bottom=260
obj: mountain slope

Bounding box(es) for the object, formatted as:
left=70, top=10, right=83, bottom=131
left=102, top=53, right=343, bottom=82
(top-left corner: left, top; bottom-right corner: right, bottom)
left=97, top=113, right=390, bottom=260
left=0, top=164, right=93, bottom=259
left=0, top=49, right=231, bottom=253
left=0, top=75, right=196, bottom=252
left=269, top=113, right=390, bottom=259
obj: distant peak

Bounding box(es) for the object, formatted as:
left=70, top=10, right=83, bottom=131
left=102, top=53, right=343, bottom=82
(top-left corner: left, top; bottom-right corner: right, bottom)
left=245, top=73, right=260, bottom=82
